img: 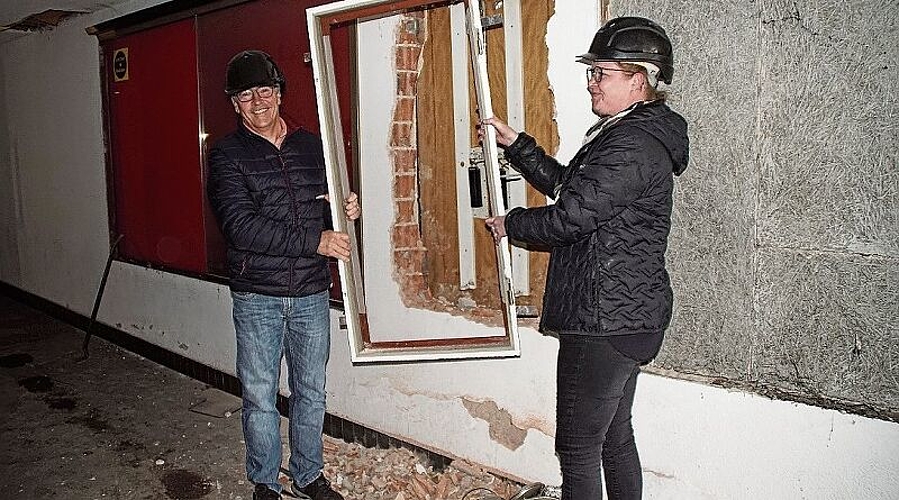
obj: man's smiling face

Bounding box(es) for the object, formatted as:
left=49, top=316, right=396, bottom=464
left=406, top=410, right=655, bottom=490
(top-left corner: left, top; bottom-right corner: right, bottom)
left=232, top=85, right=281, bottom=135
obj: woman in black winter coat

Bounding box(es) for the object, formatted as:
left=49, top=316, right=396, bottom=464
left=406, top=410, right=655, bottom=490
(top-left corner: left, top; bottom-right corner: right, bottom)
left=482, top=17, right=689, bottom=500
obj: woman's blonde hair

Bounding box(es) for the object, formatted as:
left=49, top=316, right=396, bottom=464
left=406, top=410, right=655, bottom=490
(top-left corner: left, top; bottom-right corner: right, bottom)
left=620, top=62, right=668, bottom=101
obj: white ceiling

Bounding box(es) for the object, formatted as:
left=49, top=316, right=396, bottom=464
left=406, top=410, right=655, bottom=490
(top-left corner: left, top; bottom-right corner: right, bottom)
left=0, top=0, right=145, bottom=43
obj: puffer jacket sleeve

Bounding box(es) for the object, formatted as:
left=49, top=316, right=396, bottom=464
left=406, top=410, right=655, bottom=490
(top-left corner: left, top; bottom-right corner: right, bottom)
left=505, top=127, right=650, bottom=247
left=504, top=133, right=565, bottom=197
left=207, top=146, right=322, bottom=258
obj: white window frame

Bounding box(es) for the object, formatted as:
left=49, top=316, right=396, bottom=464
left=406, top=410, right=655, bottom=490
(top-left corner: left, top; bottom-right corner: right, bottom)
left=307, top=0, right=520, bottom=363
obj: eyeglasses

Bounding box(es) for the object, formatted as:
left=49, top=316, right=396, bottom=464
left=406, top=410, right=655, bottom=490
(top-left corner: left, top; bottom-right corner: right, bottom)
left=233, top=85, right=277, bottom=102
left=586, top=66, right=635, bottom=83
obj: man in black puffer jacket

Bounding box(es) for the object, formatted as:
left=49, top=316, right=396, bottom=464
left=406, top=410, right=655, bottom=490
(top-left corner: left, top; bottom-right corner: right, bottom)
left=207, top=51, right=357, bottom=500
left=483, top=17, right=688, bottom=500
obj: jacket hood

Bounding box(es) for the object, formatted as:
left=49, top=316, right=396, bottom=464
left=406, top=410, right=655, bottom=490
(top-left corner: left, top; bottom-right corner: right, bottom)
left=627, top=101, right=689, bottom=176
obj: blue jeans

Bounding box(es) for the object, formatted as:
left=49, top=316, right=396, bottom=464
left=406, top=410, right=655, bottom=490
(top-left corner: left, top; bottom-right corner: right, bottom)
left=232, top=290, right=331, bottom=493
left=556, top=335, right=643, bottom=500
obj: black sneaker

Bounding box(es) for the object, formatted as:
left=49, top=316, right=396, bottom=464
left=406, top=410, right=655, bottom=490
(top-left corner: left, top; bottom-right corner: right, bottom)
left=293, top=474, right=344, bottom=500
left=253, top=484, right=282, bottom=500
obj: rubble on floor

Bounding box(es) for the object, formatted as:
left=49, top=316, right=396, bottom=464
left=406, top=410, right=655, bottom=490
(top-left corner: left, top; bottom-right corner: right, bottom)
left=292, top=435, right=531, bottom=500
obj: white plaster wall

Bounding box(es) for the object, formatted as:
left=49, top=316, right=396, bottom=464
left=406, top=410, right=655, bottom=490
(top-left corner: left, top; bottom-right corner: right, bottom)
left=0, top=2, right=896, bottom=499
left=546, top=1, right=601, bottom=161
left=0, top=0, right=168, bottom=307
left=636, top=375, right=899, bottom=499
left=0, top=19, right=109, bottom=308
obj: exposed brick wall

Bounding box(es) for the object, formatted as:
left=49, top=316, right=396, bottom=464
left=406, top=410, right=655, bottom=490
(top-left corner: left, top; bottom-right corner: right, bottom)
left=387, top=12, right=524, bottom=329
left=390, top=13, right=432, bottom=308
left=382, top=7, right=555, bottom=332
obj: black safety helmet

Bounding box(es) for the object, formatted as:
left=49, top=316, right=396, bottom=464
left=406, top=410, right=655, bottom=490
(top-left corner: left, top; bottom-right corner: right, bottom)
left=577, top=17, right=674, bottom=84
left=224, top=50, right=285, bottom=95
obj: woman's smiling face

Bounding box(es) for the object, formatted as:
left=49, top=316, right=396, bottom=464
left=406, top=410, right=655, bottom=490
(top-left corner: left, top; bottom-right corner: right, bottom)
left=586, top=63, right=640, bottom=117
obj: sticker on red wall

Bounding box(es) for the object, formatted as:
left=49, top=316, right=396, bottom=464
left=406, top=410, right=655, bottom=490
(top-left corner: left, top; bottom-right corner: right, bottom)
left=113, top=48, right=129, bottom=81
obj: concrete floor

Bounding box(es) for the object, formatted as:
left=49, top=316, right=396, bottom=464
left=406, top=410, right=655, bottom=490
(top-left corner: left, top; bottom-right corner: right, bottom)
left=0, top=294, right=543, bottom=500
left=0, top=293, right=250, bottom=499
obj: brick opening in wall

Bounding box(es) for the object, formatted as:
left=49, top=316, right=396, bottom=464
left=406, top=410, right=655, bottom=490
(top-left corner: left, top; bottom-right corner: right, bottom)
left=389, top=11, right=503, bottom=323
left=390, top=11, right=433, bottom=310
left=388, top=6, right=555, bottom=326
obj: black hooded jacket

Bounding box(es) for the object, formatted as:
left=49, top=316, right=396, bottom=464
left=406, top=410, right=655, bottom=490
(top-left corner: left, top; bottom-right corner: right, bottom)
left=207, top=122, right=333, bottom=297
left=504, top=100, right=689, bottom=337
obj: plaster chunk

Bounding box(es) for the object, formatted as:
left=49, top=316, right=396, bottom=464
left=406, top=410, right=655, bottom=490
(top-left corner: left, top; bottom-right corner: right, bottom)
left=461, top=398, right=527, bottom=451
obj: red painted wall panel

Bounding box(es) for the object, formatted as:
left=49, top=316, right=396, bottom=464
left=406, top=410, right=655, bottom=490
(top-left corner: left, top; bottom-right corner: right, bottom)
left=105, top=19, right=206, bottom=273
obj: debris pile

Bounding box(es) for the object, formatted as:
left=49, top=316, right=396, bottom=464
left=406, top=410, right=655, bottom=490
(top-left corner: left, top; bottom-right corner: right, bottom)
left=307, top=435, right=524, bottom=500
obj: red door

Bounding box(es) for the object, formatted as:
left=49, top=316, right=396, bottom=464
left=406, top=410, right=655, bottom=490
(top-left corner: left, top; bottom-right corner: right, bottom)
left=105, top=18, right=205, bottom=273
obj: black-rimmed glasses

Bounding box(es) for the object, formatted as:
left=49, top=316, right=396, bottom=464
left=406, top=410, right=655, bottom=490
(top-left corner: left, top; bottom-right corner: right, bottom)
left=586, top=66, right=635, bottom=83
left=233, top=85, right=277, bottom=102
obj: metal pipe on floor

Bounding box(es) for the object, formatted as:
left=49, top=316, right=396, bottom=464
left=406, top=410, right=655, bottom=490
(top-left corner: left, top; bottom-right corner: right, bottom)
left=80, top=233, right=123, bottom=358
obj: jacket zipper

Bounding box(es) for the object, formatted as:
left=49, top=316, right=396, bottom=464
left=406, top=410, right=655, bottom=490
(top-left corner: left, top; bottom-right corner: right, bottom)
left=278, top=153, right=300, bottom=295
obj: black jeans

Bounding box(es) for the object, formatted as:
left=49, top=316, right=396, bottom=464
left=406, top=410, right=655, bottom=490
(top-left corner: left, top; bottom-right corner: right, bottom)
left=556, top=335, right=642, bottom=500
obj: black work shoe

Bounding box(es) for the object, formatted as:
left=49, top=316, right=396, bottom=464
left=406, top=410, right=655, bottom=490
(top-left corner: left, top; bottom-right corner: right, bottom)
left=253, top=484, right=282, bottom=500
left=293, top=474, right=344, bottom=500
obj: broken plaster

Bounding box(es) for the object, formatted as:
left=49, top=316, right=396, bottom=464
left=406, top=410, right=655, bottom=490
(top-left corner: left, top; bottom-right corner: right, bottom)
left=461, top=397, right=527, bottom=451
left=378, top=377, right=555, bottom=440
